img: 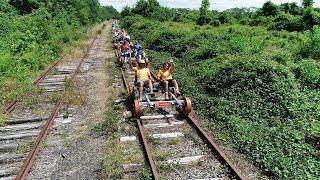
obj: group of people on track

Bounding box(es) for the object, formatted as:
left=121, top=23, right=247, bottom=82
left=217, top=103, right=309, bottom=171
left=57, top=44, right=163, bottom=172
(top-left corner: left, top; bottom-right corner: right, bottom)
left=112, top=21, right=181, bottom=101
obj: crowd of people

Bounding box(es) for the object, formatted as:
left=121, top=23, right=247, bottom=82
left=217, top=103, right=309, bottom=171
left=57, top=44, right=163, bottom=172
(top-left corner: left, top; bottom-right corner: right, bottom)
left=112, top=21, right=181, bottom=101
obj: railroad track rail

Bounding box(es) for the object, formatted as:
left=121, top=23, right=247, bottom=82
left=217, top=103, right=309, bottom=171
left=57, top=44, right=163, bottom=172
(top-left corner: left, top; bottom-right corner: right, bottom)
left=0, top=32, right=100, bottom=180
left=115, top=41, right=247, bottom=179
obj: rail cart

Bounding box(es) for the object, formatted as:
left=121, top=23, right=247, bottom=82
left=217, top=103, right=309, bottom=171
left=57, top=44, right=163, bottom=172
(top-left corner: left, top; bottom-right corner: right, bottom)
left=129, top=82, right=192, bottom=118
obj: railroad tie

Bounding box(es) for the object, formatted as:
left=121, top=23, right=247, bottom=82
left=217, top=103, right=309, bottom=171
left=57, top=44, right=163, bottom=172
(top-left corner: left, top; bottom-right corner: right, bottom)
left=120, top=136, right=138, bottom=142
left=166, top=155, right=207, bottom=165
left=143, top=121, right=184, bottom=129
left=150, top=132, right=184, bottom=139
left=0, top=167, right=18, bottom=178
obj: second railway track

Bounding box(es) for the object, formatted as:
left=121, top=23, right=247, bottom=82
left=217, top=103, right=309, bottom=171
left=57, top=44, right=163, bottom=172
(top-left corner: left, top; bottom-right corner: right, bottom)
left=0, top=27, right=101, bottom=179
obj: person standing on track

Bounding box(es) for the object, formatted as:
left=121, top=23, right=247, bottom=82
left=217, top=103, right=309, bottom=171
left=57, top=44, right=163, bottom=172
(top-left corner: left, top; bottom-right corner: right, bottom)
left=133, top=59, right=154, bottom=101
left=157, top=60, right=181, bottom=100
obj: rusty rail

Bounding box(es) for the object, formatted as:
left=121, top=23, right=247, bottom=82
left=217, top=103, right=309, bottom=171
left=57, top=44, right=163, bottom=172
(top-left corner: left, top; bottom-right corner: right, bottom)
left=120, top=69, right=129, bottom=94
left=34, top=60, right=60, bottom=85
left=150, top=62, right=247, bottom=179
left=14, top=34, right=99, bottom=179
left=185, top=115, right=247, bottom=180
left=3, top=37, right=97, bottom=115
left=15, top=100, right=62, bottom=180
left=120, top=67, right=159, bottom=180
left=136, top=119, right=160, bottom=180
left=70, top=37, right=97, bottom=81
left=3, top=60, right=60, bottom=114
left=3, top=100, right=19, bottom=114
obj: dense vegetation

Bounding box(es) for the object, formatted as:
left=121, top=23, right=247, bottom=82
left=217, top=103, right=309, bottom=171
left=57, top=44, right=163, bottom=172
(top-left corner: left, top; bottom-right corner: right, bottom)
left=0, top=0, right=119, bottom=108
left=122, top=0, right=320, bottom=32
left=120, top=0, right=320, bottom=178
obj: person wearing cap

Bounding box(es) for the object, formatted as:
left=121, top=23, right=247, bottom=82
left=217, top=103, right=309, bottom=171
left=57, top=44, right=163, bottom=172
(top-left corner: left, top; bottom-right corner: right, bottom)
left=132, top=59, right=154, bottom=101
left=157, top=60, right=181, bottom=100
left=133, top=41, right=145, bottom=60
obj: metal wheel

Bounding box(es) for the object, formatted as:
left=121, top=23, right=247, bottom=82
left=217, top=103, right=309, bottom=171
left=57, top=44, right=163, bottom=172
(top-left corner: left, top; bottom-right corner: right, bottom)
left=182, top=97, right=192, bottom=116
left=133, top=99, right=141, bottom=118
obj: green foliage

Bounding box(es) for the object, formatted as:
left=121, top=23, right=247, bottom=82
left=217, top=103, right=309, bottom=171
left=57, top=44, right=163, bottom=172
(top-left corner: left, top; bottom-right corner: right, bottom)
left=0, top=1, right=114, bottom=106
left=298, top=25, right=320, bottom=59
left=260, top=1, right=279, bottom=16
left=121, top=15, right=320, bottom=179
left=132, top=0, right=160, bottom=18
left=218, top=12, right=230, bottom=24
left=197, top=0, right=211, bottom=25
left=104, top=6, right=120, bottom=20
left=302, top=0, right=315, bottom=8
left=279, top=3, right=301, bottom=15
left=92, top=106, right=118, bottom=136
left=173, top=9, right=198, bottom=23
left=302, top=8, right=320, bottom=30
left=120, top=6, right=133, bottom=17
left=9, top=0, right=40, bottom=14
left=271, top=13, right=303, bottom=31
left=295, top=59, right=320, bottom=88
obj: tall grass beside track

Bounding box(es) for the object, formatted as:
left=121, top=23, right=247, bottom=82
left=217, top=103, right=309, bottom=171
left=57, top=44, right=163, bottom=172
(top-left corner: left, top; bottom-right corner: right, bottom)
left=121, top=16, right=320, bottom=179
left=0, top=1, right=119, bottom=113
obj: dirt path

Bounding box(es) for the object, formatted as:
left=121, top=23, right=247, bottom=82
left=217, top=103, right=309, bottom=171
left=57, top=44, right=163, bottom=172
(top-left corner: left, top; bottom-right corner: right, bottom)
left=28, top=22, right=115, bottom=179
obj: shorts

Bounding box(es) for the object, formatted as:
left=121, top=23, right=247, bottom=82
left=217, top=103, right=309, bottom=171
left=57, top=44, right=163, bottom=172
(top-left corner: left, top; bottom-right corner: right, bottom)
left=160, top=79, right=174, bottom=87
left=135, top=80, right=149, bottom=87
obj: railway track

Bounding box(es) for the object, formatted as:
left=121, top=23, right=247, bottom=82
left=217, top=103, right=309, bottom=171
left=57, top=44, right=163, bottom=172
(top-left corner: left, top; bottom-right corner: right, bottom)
left=115, top=36, right=247, bottom=179
left=0, top=30, right=100, bottom=180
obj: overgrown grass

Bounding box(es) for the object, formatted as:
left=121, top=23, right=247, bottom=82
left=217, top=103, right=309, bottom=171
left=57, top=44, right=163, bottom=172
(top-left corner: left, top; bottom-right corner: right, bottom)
left=0, top=114, right=8, bottom=127
left=103, top=136, right=125, bottom=179
left=91, top=106, right=118, bottom=136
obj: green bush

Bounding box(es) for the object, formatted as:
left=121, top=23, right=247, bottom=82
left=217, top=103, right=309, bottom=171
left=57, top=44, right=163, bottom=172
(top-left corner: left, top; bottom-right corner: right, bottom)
left=295, top=59, right=320, bottom=88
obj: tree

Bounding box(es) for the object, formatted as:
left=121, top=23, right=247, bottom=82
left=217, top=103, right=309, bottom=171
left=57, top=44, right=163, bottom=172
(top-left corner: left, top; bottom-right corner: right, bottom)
left=271, top=12, right=303, bottom=31
left=302, top=0, right=314, bottom=8
left=280, top=3, right=300, bottom=15
left=302, top=8, right=320, bottom=30
left=197, top=0, right=211, bottom=25
left=133, top=0, right=149, bottom=16
left=218, top=12, right=230, bottom=24
left=148, top=0, right=160, bottom=7
left=260, top=1, right=279, bottom=16
left=121, top=6, right=132, bottom=17
left=132, top=0, right=160, bottom=18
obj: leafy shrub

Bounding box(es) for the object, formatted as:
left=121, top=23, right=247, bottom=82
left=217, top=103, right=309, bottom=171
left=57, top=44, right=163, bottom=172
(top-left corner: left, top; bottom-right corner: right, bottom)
left=298, top=25, right=320, bottom=59
left=295, top=59, right=320, bottom=88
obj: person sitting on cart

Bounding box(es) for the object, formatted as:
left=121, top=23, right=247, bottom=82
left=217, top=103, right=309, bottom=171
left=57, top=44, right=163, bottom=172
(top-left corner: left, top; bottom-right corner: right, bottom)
left=120, top=40, right=131, bottom=63
left=133, top=59, right=154, bottom=101
left=133, top=41, right=146, bottom=60
left=157, top=60, right=181, bottom=100
left=120, top=40, right=130, bottom=52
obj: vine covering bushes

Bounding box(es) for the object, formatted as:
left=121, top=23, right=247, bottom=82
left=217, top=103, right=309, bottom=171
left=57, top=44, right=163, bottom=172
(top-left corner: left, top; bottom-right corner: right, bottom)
left=0, top=0, right=119, bottom=106
left=120, top=1, right=320, bottom=177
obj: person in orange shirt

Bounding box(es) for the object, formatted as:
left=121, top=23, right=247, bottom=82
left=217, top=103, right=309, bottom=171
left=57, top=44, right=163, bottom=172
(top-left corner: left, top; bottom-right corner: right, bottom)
left=133, top=59, right=154, bottom=101
left=157, top=60, right=181, bottom=100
